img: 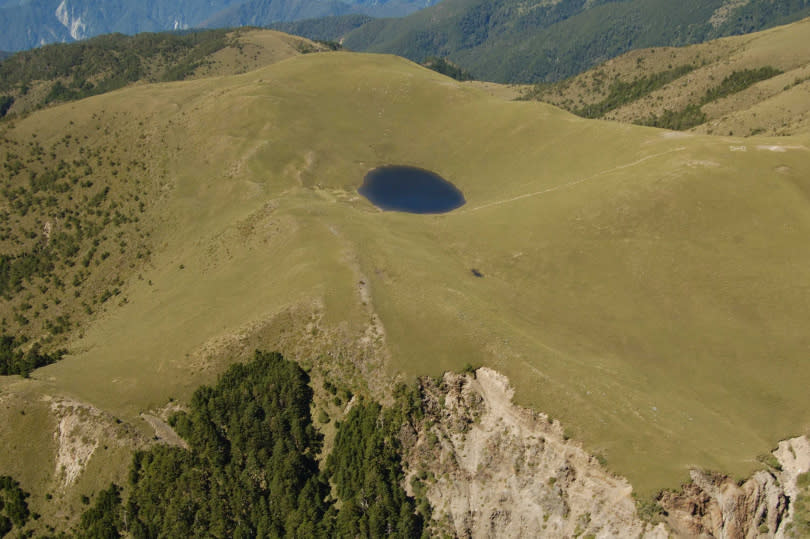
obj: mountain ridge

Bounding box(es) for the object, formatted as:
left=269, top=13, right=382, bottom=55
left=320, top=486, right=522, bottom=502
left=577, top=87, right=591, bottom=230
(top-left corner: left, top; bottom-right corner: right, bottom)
left=0, top=0, right=434, bottom=52
left=335, top=0, right=810, bottom=82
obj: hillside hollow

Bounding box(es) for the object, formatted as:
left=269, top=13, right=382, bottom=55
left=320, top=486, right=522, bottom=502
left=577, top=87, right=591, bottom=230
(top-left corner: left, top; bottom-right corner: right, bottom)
left=358, top=165, right=465, bottom=213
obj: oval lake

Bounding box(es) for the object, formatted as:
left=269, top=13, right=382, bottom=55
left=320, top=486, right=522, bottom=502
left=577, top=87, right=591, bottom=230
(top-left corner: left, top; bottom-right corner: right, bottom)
left=358, top=166, right=465, bottom=214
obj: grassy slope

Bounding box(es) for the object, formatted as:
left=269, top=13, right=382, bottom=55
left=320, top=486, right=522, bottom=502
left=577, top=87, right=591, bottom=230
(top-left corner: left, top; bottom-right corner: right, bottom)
left=0, top=28, right=329, bottom=348
left=532, top=17, right=810, bottom=136
left=1, top=50, right=810, bottom=524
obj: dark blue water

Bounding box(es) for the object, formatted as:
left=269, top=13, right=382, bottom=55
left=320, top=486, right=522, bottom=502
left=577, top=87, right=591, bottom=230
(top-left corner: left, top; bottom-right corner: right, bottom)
left=358, top=166, right=465, bottom=214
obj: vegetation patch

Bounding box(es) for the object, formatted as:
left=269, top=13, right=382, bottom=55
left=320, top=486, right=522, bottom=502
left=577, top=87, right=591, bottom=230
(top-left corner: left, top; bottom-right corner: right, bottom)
left=0, top=96, right=12, bottom=119
left=76, top=483, right=123, bottom=538
left=566, top=65, right=696, bottom=119
left=76, top=351, right=425, bottom=537
left=535, top=64, right=781, bottom=130
left=0, top=334, right=64, bottom=377
left=0, top=475, right=31, bottom=537
left=422, top=57, right=473, bottom=81
left=633, top=492, right=667, bottom=524
left=524, top=15, right=807, bottom=136
left=787, top=471, right=810, bottom=536
left=700, top=66, right=783, bottom=104
left=327, top=396, right=424, bottom=536
left=640, top=103, right=708, bottom=131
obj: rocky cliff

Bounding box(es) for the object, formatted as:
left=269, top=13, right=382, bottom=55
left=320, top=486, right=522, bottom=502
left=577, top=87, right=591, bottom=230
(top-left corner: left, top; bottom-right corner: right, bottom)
left=401, top=368, right=810, bottom=538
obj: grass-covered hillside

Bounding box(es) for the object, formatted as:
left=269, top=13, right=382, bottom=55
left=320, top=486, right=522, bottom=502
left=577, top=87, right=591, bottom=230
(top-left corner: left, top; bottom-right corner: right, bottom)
left=0, top=28, right=331, bottom=374
left=529, top=16, right=810, bottom=137
left=1, top=43, right=810, bottom=531
left=0, top=28, right=331, bottom=119
left=337, top=0, right=810, bottom=83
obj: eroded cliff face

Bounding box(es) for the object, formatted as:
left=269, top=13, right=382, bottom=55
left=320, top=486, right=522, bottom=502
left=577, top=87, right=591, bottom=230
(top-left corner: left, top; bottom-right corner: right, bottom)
left=400, top=368, right=668, bottom=538
left=401, top=368, right=810, bottom=538
left=660, top=436, right=810, bottom=538
left=660, top=469, right=786, bottom=538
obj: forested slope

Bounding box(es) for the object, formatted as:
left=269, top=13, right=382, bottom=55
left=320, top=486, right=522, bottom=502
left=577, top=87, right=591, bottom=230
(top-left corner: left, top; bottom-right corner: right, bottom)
left=339, top=0, right=810, bottom=82
left=75, top=351, right=425, bottom=537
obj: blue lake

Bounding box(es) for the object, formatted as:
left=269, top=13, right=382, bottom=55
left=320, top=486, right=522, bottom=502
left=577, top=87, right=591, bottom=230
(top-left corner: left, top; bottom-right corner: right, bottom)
left=358, top=166, right=465, bottom=214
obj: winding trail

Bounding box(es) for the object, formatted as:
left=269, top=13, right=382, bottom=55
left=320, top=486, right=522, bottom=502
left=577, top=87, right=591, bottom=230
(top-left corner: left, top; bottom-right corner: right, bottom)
left=466, top=147, right=687, bottom=213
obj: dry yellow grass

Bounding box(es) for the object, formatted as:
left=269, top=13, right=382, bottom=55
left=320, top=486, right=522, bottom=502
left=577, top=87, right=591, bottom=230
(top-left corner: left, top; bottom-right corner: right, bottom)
left=191, top=29, right=331, bottom=78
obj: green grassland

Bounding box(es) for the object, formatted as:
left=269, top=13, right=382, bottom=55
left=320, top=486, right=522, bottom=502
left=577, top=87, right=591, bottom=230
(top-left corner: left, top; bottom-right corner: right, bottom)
left=530, top=16, right=810, bottom=137
left=1, top=45, right=810, bottom=528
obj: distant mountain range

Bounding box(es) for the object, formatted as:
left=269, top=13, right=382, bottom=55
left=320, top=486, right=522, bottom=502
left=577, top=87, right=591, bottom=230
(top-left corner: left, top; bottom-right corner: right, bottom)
left=0, top=0, right=239, bottom=50
left=334, top=0, right=810, bottom=83
left=0, top=0, right=438, bottom=52
left=204, top=0, right=437, bottom=29
left=3, top=0, right=810, bottom=84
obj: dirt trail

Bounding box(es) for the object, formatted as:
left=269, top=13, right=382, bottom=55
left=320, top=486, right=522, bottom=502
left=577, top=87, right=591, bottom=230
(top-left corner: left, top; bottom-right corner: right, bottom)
left=466, top=147, right=686, bottom=213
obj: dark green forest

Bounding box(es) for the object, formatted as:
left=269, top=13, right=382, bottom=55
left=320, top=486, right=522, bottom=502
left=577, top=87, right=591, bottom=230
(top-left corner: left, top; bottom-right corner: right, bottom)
left=0, top=475, right=31, bottom=538
left=0, top=334, right=64, bottom=377
left=0, top=96, right=12, bottom=119
left=76, top=351, right=426, bottom=538
left=700, top=66, right=783, bottom=104
left=421, top=56, right=473, bottom=81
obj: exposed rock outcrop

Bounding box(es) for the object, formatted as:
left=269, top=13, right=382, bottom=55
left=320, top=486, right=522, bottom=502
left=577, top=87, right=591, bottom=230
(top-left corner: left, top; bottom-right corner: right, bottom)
left=660, top=436, right=810, bottom=538
left=660, top=469, right=787, bottom=538
left=401, top=368, right=667, bottom=538
left=49, top=397, right=147, bottom=488
left=401, top=368, right=810, bottom=538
